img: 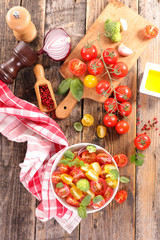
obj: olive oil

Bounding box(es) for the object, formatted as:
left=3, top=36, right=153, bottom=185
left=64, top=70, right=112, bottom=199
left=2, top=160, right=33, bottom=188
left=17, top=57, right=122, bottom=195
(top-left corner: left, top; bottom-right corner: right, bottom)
left=145, top=70, right=160, bottom=93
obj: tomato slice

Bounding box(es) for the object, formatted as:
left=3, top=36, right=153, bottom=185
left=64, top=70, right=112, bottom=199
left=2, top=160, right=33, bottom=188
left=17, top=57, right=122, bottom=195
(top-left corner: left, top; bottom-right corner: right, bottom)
left=60, top=164, right=70, bottom=174
left=143, top=25, right=158, bottom=39
left=115, top=190, right=127, bottom=204
left=66, top=194, right=80, bottom=207
left=92, top=198, right=105, bottom=209
left=69, top=59, right=86, bottom=76
left=97, top=125, right=107, bottom=138
left=81, top=114, right=94, bottom=126
left=100, top=165, right=106, bottom=178
left=104, top=186, right=113, bottom=202
left=113, top=154, right=128, bottom=167
left=97, top=153, right=112, bottom=165
left=91, top=178, right=107, bottom=195
left=55, top=183, right=70, bottom=198
left=70, top=168, right=85, bottom=183
left=81, top=151, right=97, bottom=164
left=51, top=171, right=61, bottom=183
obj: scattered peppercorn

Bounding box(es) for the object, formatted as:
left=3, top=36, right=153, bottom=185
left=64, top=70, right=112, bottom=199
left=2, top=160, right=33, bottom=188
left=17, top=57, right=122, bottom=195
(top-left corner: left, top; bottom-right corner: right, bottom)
left=39, top=85, right=55, bottom=110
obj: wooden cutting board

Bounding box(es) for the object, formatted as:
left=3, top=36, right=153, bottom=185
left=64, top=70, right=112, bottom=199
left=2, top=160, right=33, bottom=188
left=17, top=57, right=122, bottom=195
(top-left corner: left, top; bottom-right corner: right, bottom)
left=55, top=0, right=153, bottom=119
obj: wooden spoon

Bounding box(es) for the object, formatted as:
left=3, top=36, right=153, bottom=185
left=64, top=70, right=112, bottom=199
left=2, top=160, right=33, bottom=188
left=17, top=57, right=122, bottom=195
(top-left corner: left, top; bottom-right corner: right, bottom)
left=33, top=64, right=57, bottom=113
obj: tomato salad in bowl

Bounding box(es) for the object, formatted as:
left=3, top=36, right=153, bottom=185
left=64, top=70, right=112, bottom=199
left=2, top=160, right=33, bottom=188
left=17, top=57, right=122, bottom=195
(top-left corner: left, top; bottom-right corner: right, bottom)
left=50, top=143, right=119, bottom=218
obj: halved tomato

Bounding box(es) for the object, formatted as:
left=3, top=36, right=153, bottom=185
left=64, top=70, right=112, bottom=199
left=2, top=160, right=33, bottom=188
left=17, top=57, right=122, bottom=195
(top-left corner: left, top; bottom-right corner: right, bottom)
left=51, top=171, right=61, bottom=183
left=92, top=197, right=105, bottom=209
left=70, top=168, right=85, bottom=183
left=104, top=186, right=113, bottom=202
left=100, top=165, right=106, bottom=178
left=90, top=178, right=107, bottom=195
left=69, top=58, right=86, bottom=76
left=113, top=154, right=128, bottom=167
left=66, top=194, right=80, bottom=207
left=97, top=153, right=112, bottom=165
left=81, top=151, right=97, bottom=164
left=55, top=183, right=70, bottom=198
left=60, top=164, right=70, bottom=174
left=115, top=190, right=127, bottom=204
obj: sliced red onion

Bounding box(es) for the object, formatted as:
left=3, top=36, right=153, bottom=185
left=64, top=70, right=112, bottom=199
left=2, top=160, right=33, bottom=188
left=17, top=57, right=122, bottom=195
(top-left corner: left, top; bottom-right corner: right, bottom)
left=38, top=28, right=71, bottom=61
left=78, top=147, right=87, bottom=156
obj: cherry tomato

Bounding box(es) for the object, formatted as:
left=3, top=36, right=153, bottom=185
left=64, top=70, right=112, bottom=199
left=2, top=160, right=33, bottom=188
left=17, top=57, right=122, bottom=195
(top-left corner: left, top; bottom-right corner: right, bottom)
left=115, top=120, right=129, bottom=135
left=91, top=178, right=107, bottom=195
left=97, top=125, right=107, bottom=138
left=81, top=151, right=97, bottom=164
left=60, top=164, right=70, bottom=174
left=100, top=165, right=107, bottom=178
left=96, top=80, right=111, bottom=96
left=114, top=85, right=132, bottom=102
left=134, top=133, right=151, bottom=150
left=70, top=168, right=85, bottom=183
left=104, top=187, right=113, bottom=202
left=143, top=25, right=158, bottom=39
left=92, top=197, right=105, bottom=209
left=84, top=75, right=97, bottom=88
left=97, top=153, right=112, bottom=165
left=113, top=154, right=128, bottom=167
left=103, top=114, right=117, bottom=127
left=88, top=58, right=104, bottom=75
left=81, top=114, right=94, bottom=126
left=103, top=48, right=119, bottom=64
left=115, top=190, right=127, bottom=204
left=66, top=194, right=80, bottom=207
left=104, top=98, right=117, bottom=113
left=118, top=102, right=132, bottom=116
left=55, top=183, right=70, bottom=198
left=51, top=171, right=61, bottom=183
left=81, top=44, right=97, bottom=61
left=111, top=62, right=128, bottom=78
left=69, top=58, right=86, bottom=76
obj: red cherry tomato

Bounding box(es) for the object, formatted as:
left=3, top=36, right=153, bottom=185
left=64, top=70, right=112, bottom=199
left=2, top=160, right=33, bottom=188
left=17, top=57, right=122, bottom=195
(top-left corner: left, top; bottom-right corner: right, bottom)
left=81, top=151, right=97, bottom=164
left=115, top=190, right=127, bottom=204
left=70, top=168, right=85, bottom=183
left=66, top=194, right=80, bottom=207
left=104, top=98, right=117, bottom=113
left=60, top=164, right=70, bottom=174
left=96, top=80, right=111, bottom=96
left=91, top=178, right=107, bottom=195
left=55, top=183, right=70, bottom=198
left=88, top=58, right=104, bottom=75
left=103, top=48, right=119, bottom=64
left=96, top=153, right=112, bottom=165
left=103, top=114, right=117, bottom=127
left=114, top=85, right=132, bottom=102
left=113, top=154, right=128, bottom=167
left=69, top=58, right=86, bottom=76
left=134, top=133, right=151, bottom=150
left=104, top=187, right=113, bottom=202
left=81, top=44, right=97, bottom=61
left=92, top=197, right=105, bottom=209
left=143, top=25, right=158, bottom=39
left=111, top=62, right=128, bottom=78
left=51, top=171, right=61, bottom=183
left=115, top=120, right=129, bottom=135
left=100, top=165, right=107, bottom=178
left=118, top=102, right=132, bottom=116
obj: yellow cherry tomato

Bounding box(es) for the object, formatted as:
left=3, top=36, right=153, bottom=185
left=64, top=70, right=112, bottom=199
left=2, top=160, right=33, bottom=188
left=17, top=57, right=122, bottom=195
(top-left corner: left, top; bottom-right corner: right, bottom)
left=80, top=163, right=90, bottom=172
left=89, top=162, right=101, bottom=175
left=60, top=174, right=73, bottom=185
left=81, top=114, right=94, bottom=126
left=97, top=125, right=107, bottom=138
left=85, top=188, right=95, bottom=199
left=84, top=75, right=98, bottom=88
left=104, top=164, right=117, bottom=174
left=105, top=177, right=118, bottom=188
left=70, top=185, right=83, bottom=200
left=85, top=169, right=99, bottom=181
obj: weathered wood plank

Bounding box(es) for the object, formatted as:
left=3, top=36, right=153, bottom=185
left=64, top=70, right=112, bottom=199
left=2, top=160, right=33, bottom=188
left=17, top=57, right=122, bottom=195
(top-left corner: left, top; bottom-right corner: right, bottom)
left=35, top=0, right=86, bottom=239
left=136, top=0, right=160, bottom=239
left=80, top=0, right=137, bottom=239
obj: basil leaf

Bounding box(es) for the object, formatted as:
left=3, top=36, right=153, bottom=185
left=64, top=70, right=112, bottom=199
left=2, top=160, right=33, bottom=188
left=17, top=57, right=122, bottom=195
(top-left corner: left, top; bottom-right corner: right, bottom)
left=109, top=169, right=119, bottom=180
left=70, top=78, right=84, bottom=101
left=135, top=159, right=144, bottom=166
left=130, top=155, right=136, bottom=164
left=56, top=182, right=64, bottom=188
left=137, top=152, right=145, bottom=158
left=80, top=195, right=91, bottom=207
left=57, top=78, right=73, bottom=95
left=64, top=151, right=74, bottom=160
left=86, top=145, right=96, bottom=153
left=119, top=176, right=130, bottom=183
left=77, top=206, right=87, bottom=219
left=93, top=195, right=104, bottom=204
left=74, top=122, right=83, bottom=132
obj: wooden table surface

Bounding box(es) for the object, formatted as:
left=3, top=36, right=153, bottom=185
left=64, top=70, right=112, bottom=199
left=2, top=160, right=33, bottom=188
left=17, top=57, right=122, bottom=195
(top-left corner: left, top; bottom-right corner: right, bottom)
left=0, top=0, right=160, bottom=240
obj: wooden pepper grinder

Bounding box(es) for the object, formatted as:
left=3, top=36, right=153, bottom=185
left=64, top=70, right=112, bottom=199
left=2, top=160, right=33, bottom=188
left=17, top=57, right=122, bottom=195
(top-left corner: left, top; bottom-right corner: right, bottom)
left=33, top=64, right=57, bottom=113
left=6, top=6, right=37, bottom=43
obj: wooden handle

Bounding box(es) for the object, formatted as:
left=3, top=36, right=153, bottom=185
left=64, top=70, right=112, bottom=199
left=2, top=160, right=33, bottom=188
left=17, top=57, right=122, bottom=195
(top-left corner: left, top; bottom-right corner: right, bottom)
left=55, top=91, right=78, bottom=119
left=33, top=64, right=45, bottom=81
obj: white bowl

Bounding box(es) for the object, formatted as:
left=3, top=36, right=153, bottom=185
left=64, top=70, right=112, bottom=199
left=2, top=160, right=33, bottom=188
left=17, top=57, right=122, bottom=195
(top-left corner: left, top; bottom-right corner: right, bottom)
left=50, top=143, right=119, bottom=214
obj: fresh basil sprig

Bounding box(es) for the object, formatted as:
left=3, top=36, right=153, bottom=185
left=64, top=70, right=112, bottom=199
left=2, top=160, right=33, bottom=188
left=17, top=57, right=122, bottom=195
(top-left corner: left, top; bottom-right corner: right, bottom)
left=130, top=152, right=145, bottom=166
left=77, top=195, right=91, bottom=218
left=106, top=169, right=130, bottom=183
left=57, top=78, right=73, bottom=95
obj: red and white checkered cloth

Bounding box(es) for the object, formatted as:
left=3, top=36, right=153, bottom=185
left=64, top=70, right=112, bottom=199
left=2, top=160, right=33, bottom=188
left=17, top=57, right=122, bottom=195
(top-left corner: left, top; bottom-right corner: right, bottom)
left=0, top=80, right=81, bottom=233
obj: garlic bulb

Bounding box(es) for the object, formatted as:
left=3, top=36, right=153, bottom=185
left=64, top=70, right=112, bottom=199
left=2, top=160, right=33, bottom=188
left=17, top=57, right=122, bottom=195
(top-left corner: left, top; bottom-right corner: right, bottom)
left=120, top=18, right=128, bottom=31
left=118, top=43, right=134, bottom=57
